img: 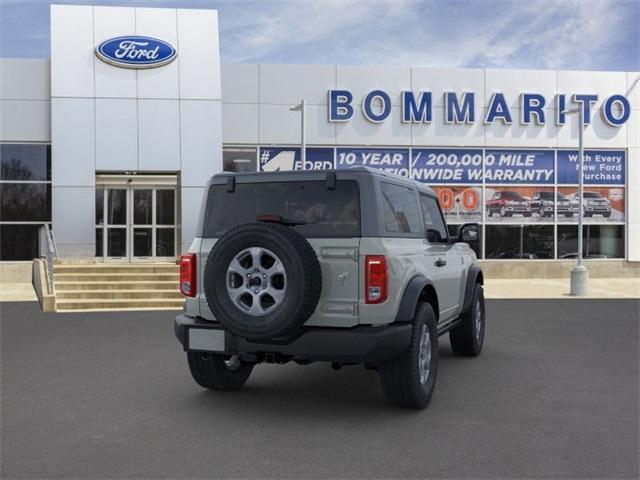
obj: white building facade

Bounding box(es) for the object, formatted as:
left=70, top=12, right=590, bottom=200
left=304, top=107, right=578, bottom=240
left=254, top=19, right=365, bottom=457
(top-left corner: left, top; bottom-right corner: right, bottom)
left=0, top=4, right=638, bottom=265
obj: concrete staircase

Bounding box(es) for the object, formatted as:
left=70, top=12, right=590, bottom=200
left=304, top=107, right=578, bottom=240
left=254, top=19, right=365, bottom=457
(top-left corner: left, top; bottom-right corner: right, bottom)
left=53, top=262, right=184, bottom=312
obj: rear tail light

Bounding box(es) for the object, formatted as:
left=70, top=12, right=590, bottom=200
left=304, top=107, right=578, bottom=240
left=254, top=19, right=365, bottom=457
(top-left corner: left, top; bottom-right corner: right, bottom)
left=180, top=253, right=197, bottom=297
left=365, top=255, right=387, bottom=304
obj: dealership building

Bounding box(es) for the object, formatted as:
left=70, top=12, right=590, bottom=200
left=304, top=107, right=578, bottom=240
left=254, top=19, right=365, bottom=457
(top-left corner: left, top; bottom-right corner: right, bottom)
left=1, top=4, right=639, bottom=271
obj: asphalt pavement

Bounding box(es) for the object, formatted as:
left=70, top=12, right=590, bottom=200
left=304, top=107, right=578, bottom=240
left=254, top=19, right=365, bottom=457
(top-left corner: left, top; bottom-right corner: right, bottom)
left=1, top=300, right=638, bottom=479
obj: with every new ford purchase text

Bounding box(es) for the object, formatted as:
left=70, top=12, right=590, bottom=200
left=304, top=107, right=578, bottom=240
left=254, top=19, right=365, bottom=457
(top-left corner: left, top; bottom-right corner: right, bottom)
left=174, top=168, right=485, bottom=409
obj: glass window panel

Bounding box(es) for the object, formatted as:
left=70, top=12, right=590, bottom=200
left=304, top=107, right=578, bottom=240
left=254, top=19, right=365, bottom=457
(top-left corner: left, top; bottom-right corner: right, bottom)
left=486, top=225, right=553, bottom=260
left=107, top=228, right=126, bottom=257
left=0, top=183, right=51, bottom=221
left=95, top=228, right=103, bottom=257
left=0, top=224, right=41, bottom=260
left=95, top=188, right=104, bottom=226
left=133, top=228, right=152, bottom=257
left=204, top=180, right=360, bottom=238
left=420, top=194, right=448, bottom=242
left=223, top=147, right=257, bottom=172
left=107, top=189, right=127, bottom=225
left=133, top=189, right=152, bottom=225
left=156, top=190, right=175, bottom=225
left=557, top=225, right=624, bottom=259
left=156, top=228, right=175, bottom=257
left=0, top=144, right=50, bottom=181
left=380, top=182, right=421, bottom=234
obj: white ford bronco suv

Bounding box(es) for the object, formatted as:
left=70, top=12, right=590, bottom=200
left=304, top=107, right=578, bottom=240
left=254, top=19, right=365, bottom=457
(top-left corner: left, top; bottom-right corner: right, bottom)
left=175, top=168, right=485, bottom=409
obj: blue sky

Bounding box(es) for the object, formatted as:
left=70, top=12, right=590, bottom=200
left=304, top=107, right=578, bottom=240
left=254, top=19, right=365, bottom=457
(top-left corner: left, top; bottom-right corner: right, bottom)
left=0, top=0, right=638, bottom=70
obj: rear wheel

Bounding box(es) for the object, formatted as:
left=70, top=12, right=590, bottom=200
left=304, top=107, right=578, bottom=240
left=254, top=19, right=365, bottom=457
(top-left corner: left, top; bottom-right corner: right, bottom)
left=378, top=302, right=438, bottom=409
left=450, top=283, right=485, bottom=356
left=187, top=352, right=253, bottom=390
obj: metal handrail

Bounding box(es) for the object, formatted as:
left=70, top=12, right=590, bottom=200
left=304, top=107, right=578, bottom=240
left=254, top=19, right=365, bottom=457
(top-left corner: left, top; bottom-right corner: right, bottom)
left=38, top=224, right=58, bottom=293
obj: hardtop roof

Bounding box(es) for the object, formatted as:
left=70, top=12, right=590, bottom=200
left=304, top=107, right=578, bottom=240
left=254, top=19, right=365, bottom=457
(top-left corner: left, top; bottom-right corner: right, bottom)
left=208, top=166, right=435, bottom=195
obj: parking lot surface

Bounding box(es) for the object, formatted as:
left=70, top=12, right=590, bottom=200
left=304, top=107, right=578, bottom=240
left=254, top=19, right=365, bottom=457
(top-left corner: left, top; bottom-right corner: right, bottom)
left=1, top=300, right=638, bottom=479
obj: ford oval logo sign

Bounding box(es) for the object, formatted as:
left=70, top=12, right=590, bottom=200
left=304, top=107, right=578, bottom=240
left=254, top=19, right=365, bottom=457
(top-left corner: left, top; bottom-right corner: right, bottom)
left=95, top=36, right=177, bottom=69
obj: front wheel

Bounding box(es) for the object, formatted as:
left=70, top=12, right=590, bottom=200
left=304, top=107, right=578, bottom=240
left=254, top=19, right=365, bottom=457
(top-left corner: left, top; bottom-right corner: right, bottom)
left=187, top=352, right=253, bottom=390
left=450, top=283, right=485, bottom=356
left=378, top=302, right=438, bottom=409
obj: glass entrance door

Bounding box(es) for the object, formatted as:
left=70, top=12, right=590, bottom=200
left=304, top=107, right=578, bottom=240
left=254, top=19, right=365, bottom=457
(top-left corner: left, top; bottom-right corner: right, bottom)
left=96, top=185, right=176, bottom=262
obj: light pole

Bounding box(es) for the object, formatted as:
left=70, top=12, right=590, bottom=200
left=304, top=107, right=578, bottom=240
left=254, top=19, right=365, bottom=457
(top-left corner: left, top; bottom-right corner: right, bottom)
left=289, top=100, right=306, bottom=171
left=564, top=104, right=588, bottom=295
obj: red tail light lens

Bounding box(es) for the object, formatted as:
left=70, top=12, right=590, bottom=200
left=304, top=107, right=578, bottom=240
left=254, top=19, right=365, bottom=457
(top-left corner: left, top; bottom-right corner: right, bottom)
left=179, top=254, right=197, bottom=297
left=365, top=255, right=387, bottom=304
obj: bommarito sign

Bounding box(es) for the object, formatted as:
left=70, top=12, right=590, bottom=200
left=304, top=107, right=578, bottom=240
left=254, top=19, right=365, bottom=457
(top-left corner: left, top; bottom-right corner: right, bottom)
left=328, top=90, right=631, bottom=127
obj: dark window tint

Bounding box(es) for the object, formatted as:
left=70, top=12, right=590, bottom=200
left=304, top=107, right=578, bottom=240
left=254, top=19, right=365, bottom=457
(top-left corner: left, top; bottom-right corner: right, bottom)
left=107, top=189, right=127, bottom=225
left=420, top=194, right=448, bottom=243
left=96, top=188, right=104, bottom=225
left=486, top=225, right=553, bottom=259
left=537, top=192, right=554, bottom=200
left=204, top=180, right=360, bottom=238
left=380, top=182, right=421, bottom=234
left=557, top=225, right=624, bottom=259
left=0, top=144, right=51, bottom=181
left=0, top=183, right=51, bottom=221
left=156, top=190, right=175, bottom=225
left=499, top=191, right=525, bottom=200
left=156, top=228, right=175, bottom=257
left=107, top=228, right=126, bottom=257
left=133, top=228, right=152, bottom=256
left=0, top=224, right=40, bottom=260
left=95, top=228, right=103, bottom=257
left=133, top=190, right=152, bottom=225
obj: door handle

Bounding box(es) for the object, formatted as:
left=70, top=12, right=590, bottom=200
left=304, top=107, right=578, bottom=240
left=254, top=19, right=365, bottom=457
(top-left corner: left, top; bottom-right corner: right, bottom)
left=435, top=258, right=447, bottom=267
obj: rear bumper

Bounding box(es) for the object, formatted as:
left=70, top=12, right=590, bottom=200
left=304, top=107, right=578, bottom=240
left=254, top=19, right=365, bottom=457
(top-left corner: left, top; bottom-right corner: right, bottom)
left=174, top=314, right=412, bottom=364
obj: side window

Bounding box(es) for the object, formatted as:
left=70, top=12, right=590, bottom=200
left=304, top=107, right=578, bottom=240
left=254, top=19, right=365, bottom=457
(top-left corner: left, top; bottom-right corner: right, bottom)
left=420, top=194, right=448, bottom=243
left=380, top=182, right=421, bottom=234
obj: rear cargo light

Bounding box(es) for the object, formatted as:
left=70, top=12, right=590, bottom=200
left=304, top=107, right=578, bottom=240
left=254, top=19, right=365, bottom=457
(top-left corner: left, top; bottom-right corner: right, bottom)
left=180, top=254, right=197, bottom=297
left=365, top=255, right=387, bottom=304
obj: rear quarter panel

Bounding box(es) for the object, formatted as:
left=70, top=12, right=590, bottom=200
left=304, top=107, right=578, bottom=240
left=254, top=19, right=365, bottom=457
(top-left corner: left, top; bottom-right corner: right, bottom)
left=358, top=237, right=428, bottom=326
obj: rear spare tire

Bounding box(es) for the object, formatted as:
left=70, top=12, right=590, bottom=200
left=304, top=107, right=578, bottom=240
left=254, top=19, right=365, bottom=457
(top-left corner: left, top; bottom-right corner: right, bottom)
left=203, top=222, right=322, bottom=342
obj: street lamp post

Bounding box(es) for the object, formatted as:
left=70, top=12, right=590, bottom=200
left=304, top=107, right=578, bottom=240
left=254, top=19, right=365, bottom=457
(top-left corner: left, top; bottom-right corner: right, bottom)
left=289, top=100, right=306, bottom=171
left=567, top=104, right=589, bottom=295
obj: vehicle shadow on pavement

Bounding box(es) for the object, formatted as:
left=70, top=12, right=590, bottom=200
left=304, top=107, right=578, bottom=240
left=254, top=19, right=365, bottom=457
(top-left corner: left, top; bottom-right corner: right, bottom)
left=176, top=344, right=470, bottom=418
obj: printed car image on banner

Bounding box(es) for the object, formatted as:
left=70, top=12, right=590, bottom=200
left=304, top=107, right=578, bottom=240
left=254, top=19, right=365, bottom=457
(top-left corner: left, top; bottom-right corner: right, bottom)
left=410, top=149, right=483, bottom=184
left=557, top=187, right=624, bottom=223
left=431, top=186, right=482, bottom=222
left=557, top=150, right=625, bottom=185
left=484, top=150, right=554, bottom=184
left=336, top=148, right=409, bottom=177
left=485, top=187, right=556, bottom=223
left=259, top=147, right=334, bottom=172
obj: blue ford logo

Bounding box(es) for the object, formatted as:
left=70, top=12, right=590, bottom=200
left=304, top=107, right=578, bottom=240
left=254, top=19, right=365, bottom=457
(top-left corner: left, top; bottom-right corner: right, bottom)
left=95, top=36, right=177, bottom=69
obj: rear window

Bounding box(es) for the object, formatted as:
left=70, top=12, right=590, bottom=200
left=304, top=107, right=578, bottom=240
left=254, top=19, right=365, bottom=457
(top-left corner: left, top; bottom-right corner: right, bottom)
left=204, top=180, right=360, bottom=238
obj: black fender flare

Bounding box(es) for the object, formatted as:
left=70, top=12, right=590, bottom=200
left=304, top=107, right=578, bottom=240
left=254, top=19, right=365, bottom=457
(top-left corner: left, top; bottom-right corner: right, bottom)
left=394, top=275, right=437, bottom=323
left=461, top=265, right=483, bottom=314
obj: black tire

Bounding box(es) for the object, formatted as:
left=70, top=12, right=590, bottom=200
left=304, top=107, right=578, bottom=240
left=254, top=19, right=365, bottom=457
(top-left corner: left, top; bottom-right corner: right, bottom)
left=565, top=213, right=573, bottom=217
left=523, top=212, right=532, bottom=217
left=204, top=222, right=321, bottom=342
left=187, top=352, right=253, bottom=390
left=450, top=283, right=485, bottom=356
left=603, top=211, right=611, bottom=218
left=378, top=303, right=438, bottom=409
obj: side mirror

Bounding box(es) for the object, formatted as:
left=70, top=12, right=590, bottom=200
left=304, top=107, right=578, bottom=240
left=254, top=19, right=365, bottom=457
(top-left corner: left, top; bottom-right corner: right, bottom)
left=457, top=223, right=479, bottom=243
